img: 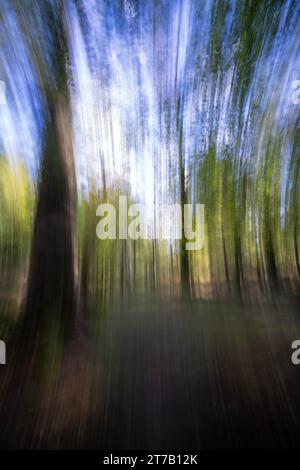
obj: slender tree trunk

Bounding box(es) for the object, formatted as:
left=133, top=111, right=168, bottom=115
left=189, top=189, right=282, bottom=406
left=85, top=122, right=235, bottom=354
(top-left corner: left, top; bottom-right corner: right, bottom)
left=177, top=98, right=191, bottom=299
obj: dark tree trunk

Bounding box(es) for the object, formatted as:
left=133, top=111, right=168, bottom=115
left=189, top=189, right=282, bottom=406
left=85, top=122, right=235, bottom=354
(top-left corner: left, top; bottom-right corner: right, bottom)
left=19, top=93, right=78, bottom=354
left=177, top=98, right=191, bottom=299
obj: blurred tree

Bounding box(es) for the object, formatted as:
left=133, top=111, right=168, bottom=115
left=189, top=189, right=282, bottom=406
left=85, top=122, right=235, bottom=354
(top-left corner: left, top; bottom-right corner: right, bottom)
left=19, top=1, right=79, bottom=357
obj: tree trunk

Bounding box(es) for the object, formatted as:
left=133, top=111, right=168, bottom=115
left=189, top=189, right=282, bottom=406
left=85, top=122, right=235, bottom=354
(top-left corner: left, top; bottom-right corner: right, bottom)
left=20, top=93, right=78, bottom=354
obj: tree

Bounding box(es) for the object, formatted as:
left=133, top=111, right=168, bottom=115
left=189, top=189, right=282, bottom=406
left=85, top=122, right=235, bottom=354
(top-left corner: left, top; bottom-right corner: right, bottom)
left=18, top=1, right=78, bottom=357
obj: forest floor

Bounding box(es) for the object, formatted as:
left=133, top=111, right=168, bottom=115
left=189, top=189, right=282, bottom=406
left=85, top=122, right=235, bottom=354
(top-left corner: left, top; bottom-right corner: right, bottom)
left=0, top=294, right=300, bottom=449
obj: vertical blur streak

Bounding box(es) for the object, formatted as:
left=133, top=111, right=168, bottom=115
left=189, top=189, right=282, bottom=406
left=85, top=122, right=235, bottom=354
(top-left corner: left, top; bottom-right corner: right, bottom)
left=66, top=0, right=300, bottom=302
left=0, top=0, right=299, bottom=305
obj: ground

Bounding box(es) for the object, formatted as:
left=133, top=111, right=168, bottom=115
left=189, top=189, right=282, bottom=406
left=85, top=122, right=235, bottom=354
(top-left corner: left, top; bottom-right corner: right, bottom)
left=0, top=294, right=300, bottom=449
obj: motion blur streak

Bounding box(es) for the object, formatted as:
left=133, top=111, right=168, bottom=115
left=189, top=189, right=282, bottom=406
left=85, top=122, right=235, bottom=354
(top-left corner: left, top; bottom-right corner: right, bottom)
left=0, top=0, right=299, bottom=449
